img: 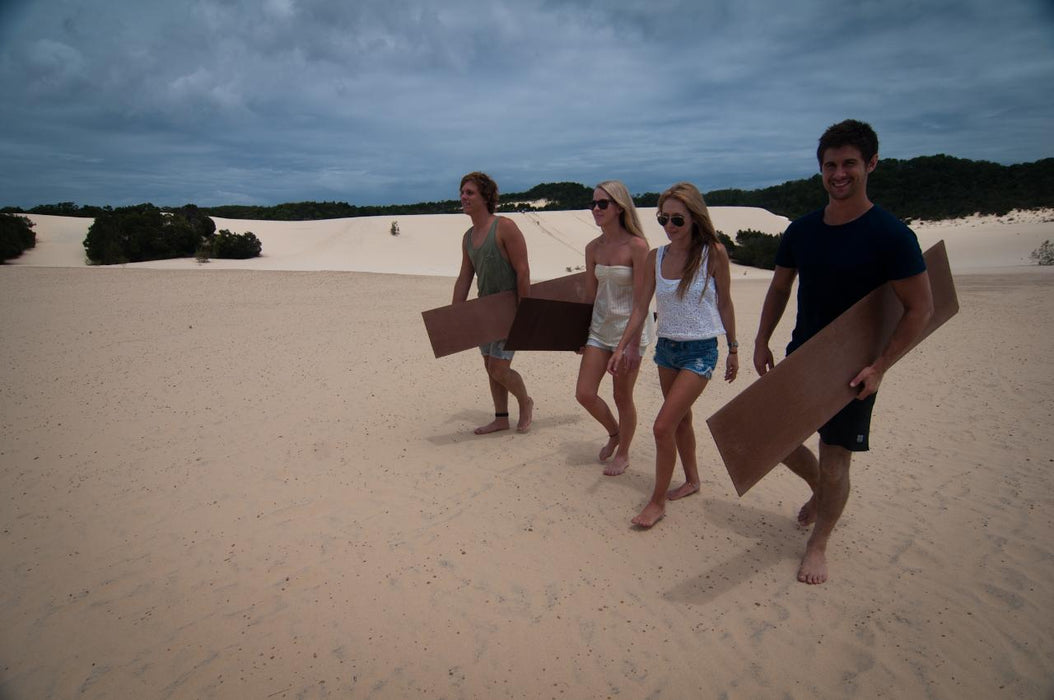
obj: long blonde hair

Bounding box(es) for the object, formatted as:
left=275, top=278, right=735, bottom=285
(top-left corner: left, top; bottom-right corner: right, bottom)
left=596, top=180, right=645, bottom=239
left=657, top=182, right=718, bottom=299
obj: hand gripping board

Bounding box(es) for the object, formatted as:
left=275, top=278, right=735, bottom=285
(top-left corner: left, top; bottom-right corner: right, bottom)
left=421, top=272, right=592, bottom=358
left=706, top=241, right=959, bottom=496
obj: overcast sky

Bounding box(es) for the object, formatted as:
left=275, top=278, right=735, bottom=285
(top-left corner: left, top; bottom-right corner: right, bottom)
left=1, top=0, right=1052, bottom=208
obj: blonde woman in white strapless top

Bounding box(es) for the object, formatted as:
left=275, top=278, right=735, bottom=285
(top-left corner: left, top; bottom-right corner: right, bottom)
left=575, top=181, right=653, bottom=476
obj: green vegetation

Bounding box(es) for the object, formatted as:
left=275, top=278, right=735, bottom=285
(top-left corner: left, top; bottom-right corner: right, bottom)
left=722, top=229, right=782, bottom=270
left=8, top=155, right=1052, bottom=224
left=1031, top=240, right=1054, bottom=266
left=83, top=203, right=260, bottom=265
left=706, top=155, right=1054, bottom=222
left=6, top=154, right=1052, bottom=269
left=0, top=214, right=36, bottom=262
left=204, top=229, right=262, bottom=260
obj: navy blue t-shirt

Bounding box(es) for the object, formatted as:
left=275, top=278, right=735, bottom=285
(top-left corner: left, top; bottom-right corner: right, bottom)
left=775, top=205, right=926, bottom=354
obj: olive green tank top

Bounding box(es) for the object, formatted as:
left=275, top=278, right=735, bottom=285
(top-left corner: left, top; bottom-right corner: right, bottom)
left=463, top=217, right=518, bottom=297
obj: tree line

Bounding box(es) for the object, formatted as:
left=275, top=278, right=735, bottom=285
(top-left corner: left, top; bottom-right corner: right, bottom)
left=4, top=155, right=1052, bottom=267
left=7, top=155, right=1051, bottom=224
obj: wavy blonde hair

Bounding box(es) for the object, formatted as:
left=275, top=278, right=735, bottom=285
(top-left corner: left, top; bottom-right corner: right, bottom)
left=596, top=180, right=645, bottom=239
left=657, top=182, right=719, bottom=299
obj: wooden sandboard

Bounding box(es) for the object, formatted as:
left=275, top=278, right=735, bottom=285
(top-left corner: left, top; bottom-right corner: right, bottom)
left=504, top=298, right=594, bottom=351
left=706, top=241, right=959, bottom=496
left=421, top=272, right=592, bottom=358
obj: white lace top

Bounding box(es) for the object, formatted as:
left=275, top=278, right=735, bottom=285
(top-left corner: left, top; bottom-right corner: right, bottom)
left=654, top=245, right=725, bottom=341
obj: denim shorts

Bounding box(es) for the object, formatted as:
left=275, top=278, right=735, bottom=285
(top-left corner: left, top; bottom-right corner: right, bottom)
left=653, top=337, right=718, bottom=378
left=479, top=338, right=515, bottom=361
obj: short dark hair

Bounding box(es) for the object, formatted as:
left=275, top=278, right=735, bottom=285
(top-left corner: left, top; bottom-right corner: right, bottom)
left=460, top=171, right=499, bottom=213
left=817, top=119, right=879, bottom=165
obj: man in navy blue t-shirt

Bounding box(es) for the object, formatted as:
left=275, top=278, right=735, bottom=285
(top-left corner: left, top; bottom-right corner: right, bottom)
left=753, top=120, right=934, bottom=585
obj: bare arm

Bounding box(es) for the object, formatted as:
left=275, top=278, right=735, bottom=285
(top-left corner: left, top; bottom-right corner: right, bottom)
left=710, top=243, right=739, bottom=382
left=452, top=241, right=475, bottom=304
left=618, top=237, right=651, bottom=370
left=497, top=217, right=531, bottom=299
left=851, top=270, right=934, bottom=398
left=753, top=265, right=797, bottom=375
left=583, top=238, right=599, bottom=302
left=608, top=247, right=656, bottom=375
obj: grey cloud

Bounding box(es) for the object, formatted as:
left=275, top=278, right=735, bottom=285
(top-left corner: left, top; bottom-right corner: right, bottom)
left=0, top=0, right=1051, bottom=207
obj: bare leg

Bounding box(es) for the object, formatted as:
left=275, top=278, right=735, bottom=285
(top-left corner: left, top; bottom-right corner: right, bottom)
left=667, top=400, right=700, bottom=499
left=474, top=356, right=510, bottom=435
left=782, top=444, right=820, bottom=525
left=474, top=356, right=532, bottom=434
left=632, top=367, right=707, bottom=528
left=797, top=441, right=852, bottom=585
left=606, top=358, right=641, bottom=476
left=575, top=347, right=621, bottom=465
left=485, top=356, right=533, bottom=434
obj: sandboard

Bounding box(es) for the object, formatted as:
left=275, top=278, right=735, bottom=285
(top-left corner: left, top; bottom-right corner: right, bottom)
left=421, top=272, right=592, bottom=358
left=504, top=298, right=594, bottom=351
left=706, top=241, right=959, bottom=496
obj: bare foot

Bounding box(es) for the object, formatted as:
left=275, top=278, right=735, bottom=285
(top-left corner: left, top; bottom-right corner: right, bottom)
left=516, top=397, right=534, bottom=433
left=631, top=502, right=665, bottom=528
left=474, top=416, right=510, bottom=435
left=667, top=481, right=699, bottom=500
left=797, top=495, right=817, bottom=527
left=598, top=433, right=619, bottom=462
left=797, top=544, right=828, bottom=585
left=603, top=454, right=629, bottom=476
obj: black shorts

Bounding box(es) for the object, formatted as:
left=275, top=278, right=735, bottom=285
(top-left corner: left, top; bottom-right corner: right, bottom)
left=819, top=393, right=877, bottom=451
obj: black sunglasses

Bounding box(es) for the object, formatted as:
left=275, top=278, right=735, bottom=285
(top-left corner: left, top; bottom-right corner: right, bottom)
left=590, top=199, right=615, bottom=210
left=656, top=214, right=687, bottom=227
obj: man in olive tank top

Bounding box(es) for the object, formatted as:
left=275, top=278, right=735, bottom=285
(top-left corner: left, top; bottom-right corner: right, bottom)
left=452, top=172, right=534, bottom=434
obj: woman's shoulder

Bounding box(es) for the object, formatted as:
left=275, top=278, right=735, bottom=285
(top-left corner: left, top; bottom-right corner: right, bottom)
left=709, top=240, right=731, bottom=262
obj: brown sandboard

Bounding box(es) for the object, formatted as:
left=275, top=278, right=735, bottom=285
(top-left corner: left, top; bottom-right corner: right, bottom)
left=504, top=298, right=594, bottom=351
left=421, top=272, right=592, bottom=358
left=706, top=241, right=959, bottom=496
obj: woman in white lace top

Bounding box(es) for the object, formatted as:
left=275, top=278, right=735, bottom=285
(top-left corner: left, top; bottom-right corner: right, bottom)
left=609, top=182, right=739, bottom=528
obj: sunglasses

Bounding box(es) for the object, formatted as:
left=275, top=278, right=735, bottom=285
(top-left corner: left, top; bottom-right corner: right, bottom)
left=590, top=199, right=615, bottom=210
left=656, top=214, right=687, bottom=227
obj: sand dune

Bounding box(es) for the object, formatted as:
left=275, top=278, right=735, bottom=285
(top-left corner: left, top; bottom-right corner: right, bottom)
left=1, top=207, right=1052, bottom=699
left=11, top=207, right=1054, bottom=278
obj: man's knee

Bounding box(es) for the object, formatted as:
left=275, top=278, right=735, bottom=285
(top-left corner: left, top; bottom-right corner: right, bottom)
left=818, top=444, right=852, bottom=485
left=486, top=359, right=513, bottom=383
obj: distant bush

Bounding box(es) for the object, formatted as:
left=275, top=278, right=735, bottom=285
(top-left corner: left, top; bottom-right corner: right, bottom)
left=728, top=229, right=781, bottom=270
left=84, top=204, right=239, bottom=264
left=716, top=230, right=735, bottom=252
left=1030, top=240, right=1054, bottom=266
left=84, top=204, right=200, bottom=264
left=0, top=214, right=36, bottom=262
left=199, top=229, right=262, bottom=260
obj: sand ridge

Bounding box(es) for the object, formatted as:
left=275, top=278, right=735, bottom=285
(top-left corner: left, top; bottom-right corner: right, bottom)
left=1, top=209, right=1053, bottom=699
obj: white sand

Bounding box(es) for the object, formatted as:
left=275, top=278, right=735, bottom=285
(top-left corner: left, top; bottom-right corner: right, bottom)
left=2, top=207, right=1052, bottom=699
